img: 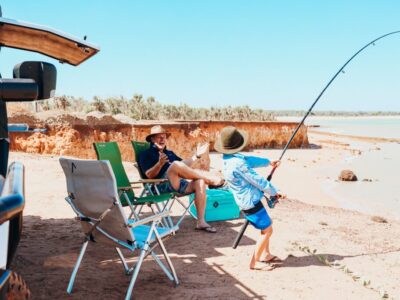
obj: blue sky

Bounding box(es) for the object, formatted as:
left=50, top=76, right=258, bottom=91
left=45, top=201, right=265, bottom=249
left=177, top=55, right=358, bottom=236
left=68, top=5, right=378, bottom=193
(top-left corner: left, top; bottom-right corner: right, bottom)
left=1, top=1, right=400, bottom=111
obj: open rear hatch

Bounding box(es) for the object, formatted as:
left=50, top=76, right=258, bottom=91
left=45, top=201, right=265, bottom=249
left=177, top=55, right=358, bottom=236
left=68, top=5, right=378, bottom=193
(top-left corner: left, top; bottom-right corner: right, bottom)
left=0, top=17, right=100, bottom=66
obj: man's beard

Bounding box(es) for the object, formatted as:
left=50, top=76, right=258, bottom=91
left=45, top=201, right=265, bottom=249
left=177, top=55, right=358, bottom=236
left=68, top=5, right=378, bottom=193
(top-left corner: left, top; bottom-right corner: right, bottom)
left=155, top=143, right=166, bottom=151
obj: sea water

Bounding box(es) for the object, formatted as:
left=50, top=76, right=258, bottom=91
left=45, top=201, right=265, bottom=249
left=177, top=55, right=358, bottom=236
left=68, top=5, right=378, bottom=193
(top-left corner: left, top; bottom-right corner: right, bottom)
left=307, top=117, right=400, bottom=220
left=306, top=116, right=400, bottom=139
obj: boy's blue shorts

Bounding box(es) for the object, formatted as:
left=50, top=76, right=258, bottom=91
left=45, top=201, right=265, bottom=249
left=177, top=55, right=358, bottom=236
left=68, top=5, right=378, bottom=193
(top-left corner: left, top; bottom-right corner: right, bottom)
left=245, top=205, right=272, bottom=230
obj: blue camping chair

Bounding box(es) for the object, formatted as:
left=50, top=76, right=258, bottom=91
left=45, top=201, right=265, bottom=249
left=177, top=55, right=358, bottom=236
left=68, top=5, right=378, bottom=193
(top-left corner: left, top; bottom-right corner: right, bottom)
left=59, top=157, right=179, bottom=299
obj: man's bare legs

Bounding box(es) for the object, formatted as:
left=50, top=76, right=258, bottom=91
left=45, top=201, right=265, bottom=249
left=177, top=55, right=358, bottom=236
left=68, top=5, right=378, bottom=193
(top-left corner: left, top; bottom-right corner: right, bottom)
left=167, top=161, right=223, bottom=187
left=167, top=162, right=217, bottom=232
left=183, top=179, right=215, bottom=231
left=249, top=226, right=274, bottom=269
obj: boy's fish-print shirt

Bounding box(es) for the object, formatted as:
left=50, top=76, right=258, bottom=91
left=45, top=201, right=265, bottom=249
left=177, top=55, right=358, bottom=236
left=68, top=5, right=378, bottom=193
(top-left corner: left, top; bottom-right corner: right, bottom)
left=222, top=153, right=278, bottom=210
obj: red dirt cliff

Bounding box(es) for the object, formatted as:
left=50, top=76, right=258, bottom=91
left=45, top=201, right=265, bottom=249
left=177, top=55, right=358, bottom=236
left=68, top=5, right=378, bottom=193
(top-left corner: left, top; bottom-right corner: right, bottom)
left=8, top=112, right=309, bottom=169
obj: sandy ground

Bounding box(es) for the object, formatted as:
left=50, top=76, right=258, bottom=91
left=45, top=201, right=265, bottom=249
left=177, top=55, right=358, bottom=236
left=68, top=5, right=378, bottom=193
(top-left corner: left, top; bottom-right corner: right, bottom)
left=8, top=132, right=400, bottom=299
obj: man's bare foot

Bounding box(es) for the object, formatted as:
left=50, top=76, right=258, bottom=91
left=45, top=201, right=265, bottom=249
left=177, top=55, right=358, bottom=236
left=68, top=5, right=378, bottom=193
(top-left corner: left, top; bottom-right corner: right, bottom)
left=195, top=221, right=217, bottom=233
left=205, top=175, right=224, bottom=186
left=195, top=225, right=217, bottom=233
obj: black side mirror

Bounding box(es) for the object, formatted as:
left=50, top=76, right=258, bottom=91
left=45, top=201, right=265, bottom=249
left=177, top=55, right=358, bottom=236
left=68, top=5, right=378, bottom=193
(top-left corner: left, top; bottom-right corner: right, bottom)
left=13, top=61, right=57, bottom=100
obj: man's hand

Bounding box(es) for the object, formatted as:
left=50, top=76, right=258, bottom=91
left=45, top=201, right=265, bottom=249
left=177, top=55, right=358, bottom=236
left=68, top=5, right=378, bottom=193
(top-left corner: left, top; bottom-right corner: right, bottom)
left=158, top=152, right=169, bottom=166
left=196, top=143, right=209, bottom=158
left=270, top=160, right=281, bottom=168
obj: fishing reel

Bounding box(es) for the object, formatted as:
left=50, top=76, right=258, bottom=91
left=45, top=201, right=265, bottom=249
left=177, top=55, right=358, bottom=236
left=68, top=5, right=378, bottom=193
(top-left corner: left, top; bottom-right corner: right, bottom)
left=265, top=193, right=285, bottom=209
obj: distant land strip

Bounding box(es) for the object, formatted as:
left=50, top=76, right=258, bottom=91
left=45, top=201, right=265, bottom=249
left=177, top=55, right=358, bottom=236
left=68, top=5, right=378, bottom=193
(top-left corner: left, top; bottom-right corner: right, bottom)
left=308, top=130, right=400, bottom=143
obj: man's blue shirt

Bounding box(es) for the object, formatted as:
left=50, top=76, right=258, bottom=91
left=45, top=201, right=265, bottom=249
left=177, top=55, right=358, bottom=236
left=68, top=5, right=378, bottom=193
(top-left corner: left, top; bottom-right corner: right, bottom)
left=222, top=153, right=278, bottom=210
left=138, top=143, right=182, bottom=178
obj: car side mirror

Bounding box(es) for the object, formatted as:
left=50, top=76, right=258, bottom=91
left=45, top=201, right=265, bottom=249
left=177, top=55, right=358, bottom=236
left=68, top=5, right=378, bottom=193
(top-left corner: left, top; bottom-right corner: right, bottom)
left=13, top=61, right=57, bottom=100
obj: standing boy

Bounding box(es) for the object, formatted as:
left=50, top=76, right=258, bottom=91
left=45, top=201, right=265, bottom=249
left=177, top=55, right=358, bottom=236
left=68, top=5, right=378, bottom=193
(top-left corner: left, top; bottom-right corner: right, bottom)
left=215, top=126, right=284, bottom=270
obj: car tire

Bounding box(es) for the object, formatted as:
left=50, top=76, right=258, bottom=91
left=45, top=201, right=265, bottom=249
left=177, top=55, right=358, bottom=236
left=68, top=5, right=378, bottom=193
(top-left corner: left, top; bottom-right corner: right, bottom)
left=6, top=272, right=31, bottom=300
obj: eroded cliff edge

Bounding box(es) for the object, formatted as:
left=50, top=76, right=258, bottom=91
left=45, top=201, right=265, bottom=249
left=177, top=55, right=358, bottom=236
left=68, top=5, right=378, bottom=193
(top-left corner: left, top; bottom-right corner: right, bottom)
left=8, top=112, right=309, bottom=169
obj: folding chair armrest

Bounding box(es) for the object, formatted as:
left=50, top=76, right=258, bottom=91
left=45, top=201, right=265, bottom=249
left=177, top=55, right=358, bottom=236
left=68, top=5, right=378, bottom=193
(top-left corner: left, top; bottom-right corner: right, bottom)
left=127, top=210, right=170, bottom=227
left=118, top=186, right=140, bottom=191
left=130, top=178, right=168, bottom=184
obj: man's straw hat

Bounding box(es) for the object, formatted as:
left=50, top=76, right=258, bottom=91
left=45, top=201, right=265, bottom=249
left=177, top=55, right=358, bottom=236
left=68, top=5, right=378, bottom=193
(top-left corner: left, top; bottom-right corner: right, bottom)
left=146, top=125, right=171, bottom=142
left=214, top=126, right=249, bottom=154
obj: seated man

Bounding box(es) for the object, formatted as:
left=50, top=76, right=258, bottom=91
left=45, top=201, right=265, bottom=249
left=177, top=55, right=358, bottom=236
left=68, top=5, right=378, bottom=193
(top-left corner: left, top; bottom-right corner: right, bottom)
left=138, top=125, right=224, bottom=233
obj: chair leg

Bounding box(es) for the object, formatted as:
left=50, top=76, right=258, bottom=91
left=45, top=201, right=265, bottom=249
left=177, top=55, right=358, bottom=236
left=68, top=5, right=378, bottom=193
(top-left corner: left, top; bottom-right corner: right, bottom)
left=122, top=192, right=141, bottom=220
left=129, top=204, right=144, bottom=220
left=125, top=222, right=156, bottom=300
left=67, top=239, right=89, bottom=294
left=155, top=202, right=170, bottom=228
left=163, top=199, right=175, bottom=228
left=154, top=227, right=179, bottom=286
left=139, top=188, right=147, bottom=198
left=150, top=251, right=174, bottom=281
left=187, top=199, right=197, bottom=219
left=116, top=247, right=130, bottom=275
left=137, top=205, right=144, bottom=215
left=125, top=247, right=147, bottom=300
left=145, top=184, right=155, bottom=196
left=175, top=197, right=195, bottom=227
left=157, top=200, right=175, bottom=228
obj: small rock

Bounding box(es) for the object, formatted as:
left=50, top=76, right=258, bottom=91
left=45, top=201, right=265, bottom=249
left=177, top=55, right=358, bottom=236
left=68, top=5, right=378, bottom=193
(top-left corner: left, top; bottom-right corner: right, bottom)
left=338, top=170, right=358, bottom=181
left=319, top=221, right=328, bottom=226
left=371, top=216, right=388, bottom=223
left=362, top=178, right=373, bottom=182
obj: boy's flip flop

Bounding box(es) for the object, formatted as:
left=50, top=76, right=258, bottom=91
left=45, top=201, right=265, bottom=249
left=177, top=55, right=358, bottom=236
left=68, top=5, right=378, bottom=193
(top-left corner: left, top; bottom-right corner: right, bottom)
left=261, top=255, right=282, bottom=263
left=250, top=262, right=277, bottom=271
left=195, top=225, right=217, bottom=233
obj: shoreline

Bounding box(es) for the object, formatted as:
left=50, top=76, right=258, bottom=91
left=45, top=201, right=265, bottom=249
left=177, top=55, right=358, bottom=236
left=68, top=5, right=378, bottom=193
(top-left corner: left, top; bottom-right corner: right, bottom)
left=307, top=127, right=400, bottom=220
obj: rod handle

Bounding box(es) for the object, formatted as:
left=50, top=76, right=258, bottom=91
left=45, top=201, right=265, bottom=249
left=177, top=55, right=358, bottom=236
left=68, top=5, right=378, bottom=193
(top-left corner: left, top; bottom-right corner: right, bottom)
left=267, top=166, right=277, bottom=181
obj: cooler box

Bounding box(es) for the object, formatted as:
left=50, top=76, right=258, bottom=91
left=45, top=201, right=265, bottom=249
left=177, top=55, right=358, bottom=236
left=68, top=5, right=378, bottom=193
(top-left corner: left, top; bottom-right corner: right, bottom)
left=189, top=189, right=240, bottom=222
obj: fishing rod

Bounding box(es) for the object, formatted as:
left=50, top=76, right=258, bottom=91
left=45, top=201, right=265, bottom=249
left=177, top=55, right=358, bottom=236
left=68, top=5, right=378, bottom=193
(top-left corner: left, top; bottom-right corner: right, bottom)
left=267, top=30, right=400, bottom=180
left=233, top=30, right=400, bottom=249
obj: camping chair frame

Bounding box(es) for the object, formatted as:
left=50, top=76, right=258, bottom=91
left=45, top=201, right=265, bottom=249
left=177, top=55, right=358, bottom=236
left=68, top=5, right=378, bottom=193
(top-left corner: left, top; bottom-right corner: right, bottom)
left=65, top=195, right=179, bottom=300
left=117, top=186, right=176, bottom=229
left=61, top=157, right=180, bottom=300
left=93, top=142, right=177, bottom=229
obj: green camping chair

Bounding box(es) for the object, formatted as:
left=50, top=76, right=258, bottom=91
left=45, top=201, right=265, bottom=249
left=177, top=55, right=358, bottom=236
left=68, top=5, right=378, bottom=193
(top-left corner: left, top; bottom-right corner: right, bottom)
left=93, top=142, right=176, bottom=228
left=130, top=141, right=153, bottom=197
left=131, top=141, right=196, bottom=225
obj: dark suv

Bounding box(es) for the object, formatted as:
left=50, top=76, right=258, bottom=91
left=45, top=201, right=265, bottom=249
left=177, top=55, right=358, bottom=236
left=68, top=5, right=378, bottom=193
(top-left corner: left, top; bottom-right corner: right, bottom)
left=0, top=10, right=98, bottom=299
